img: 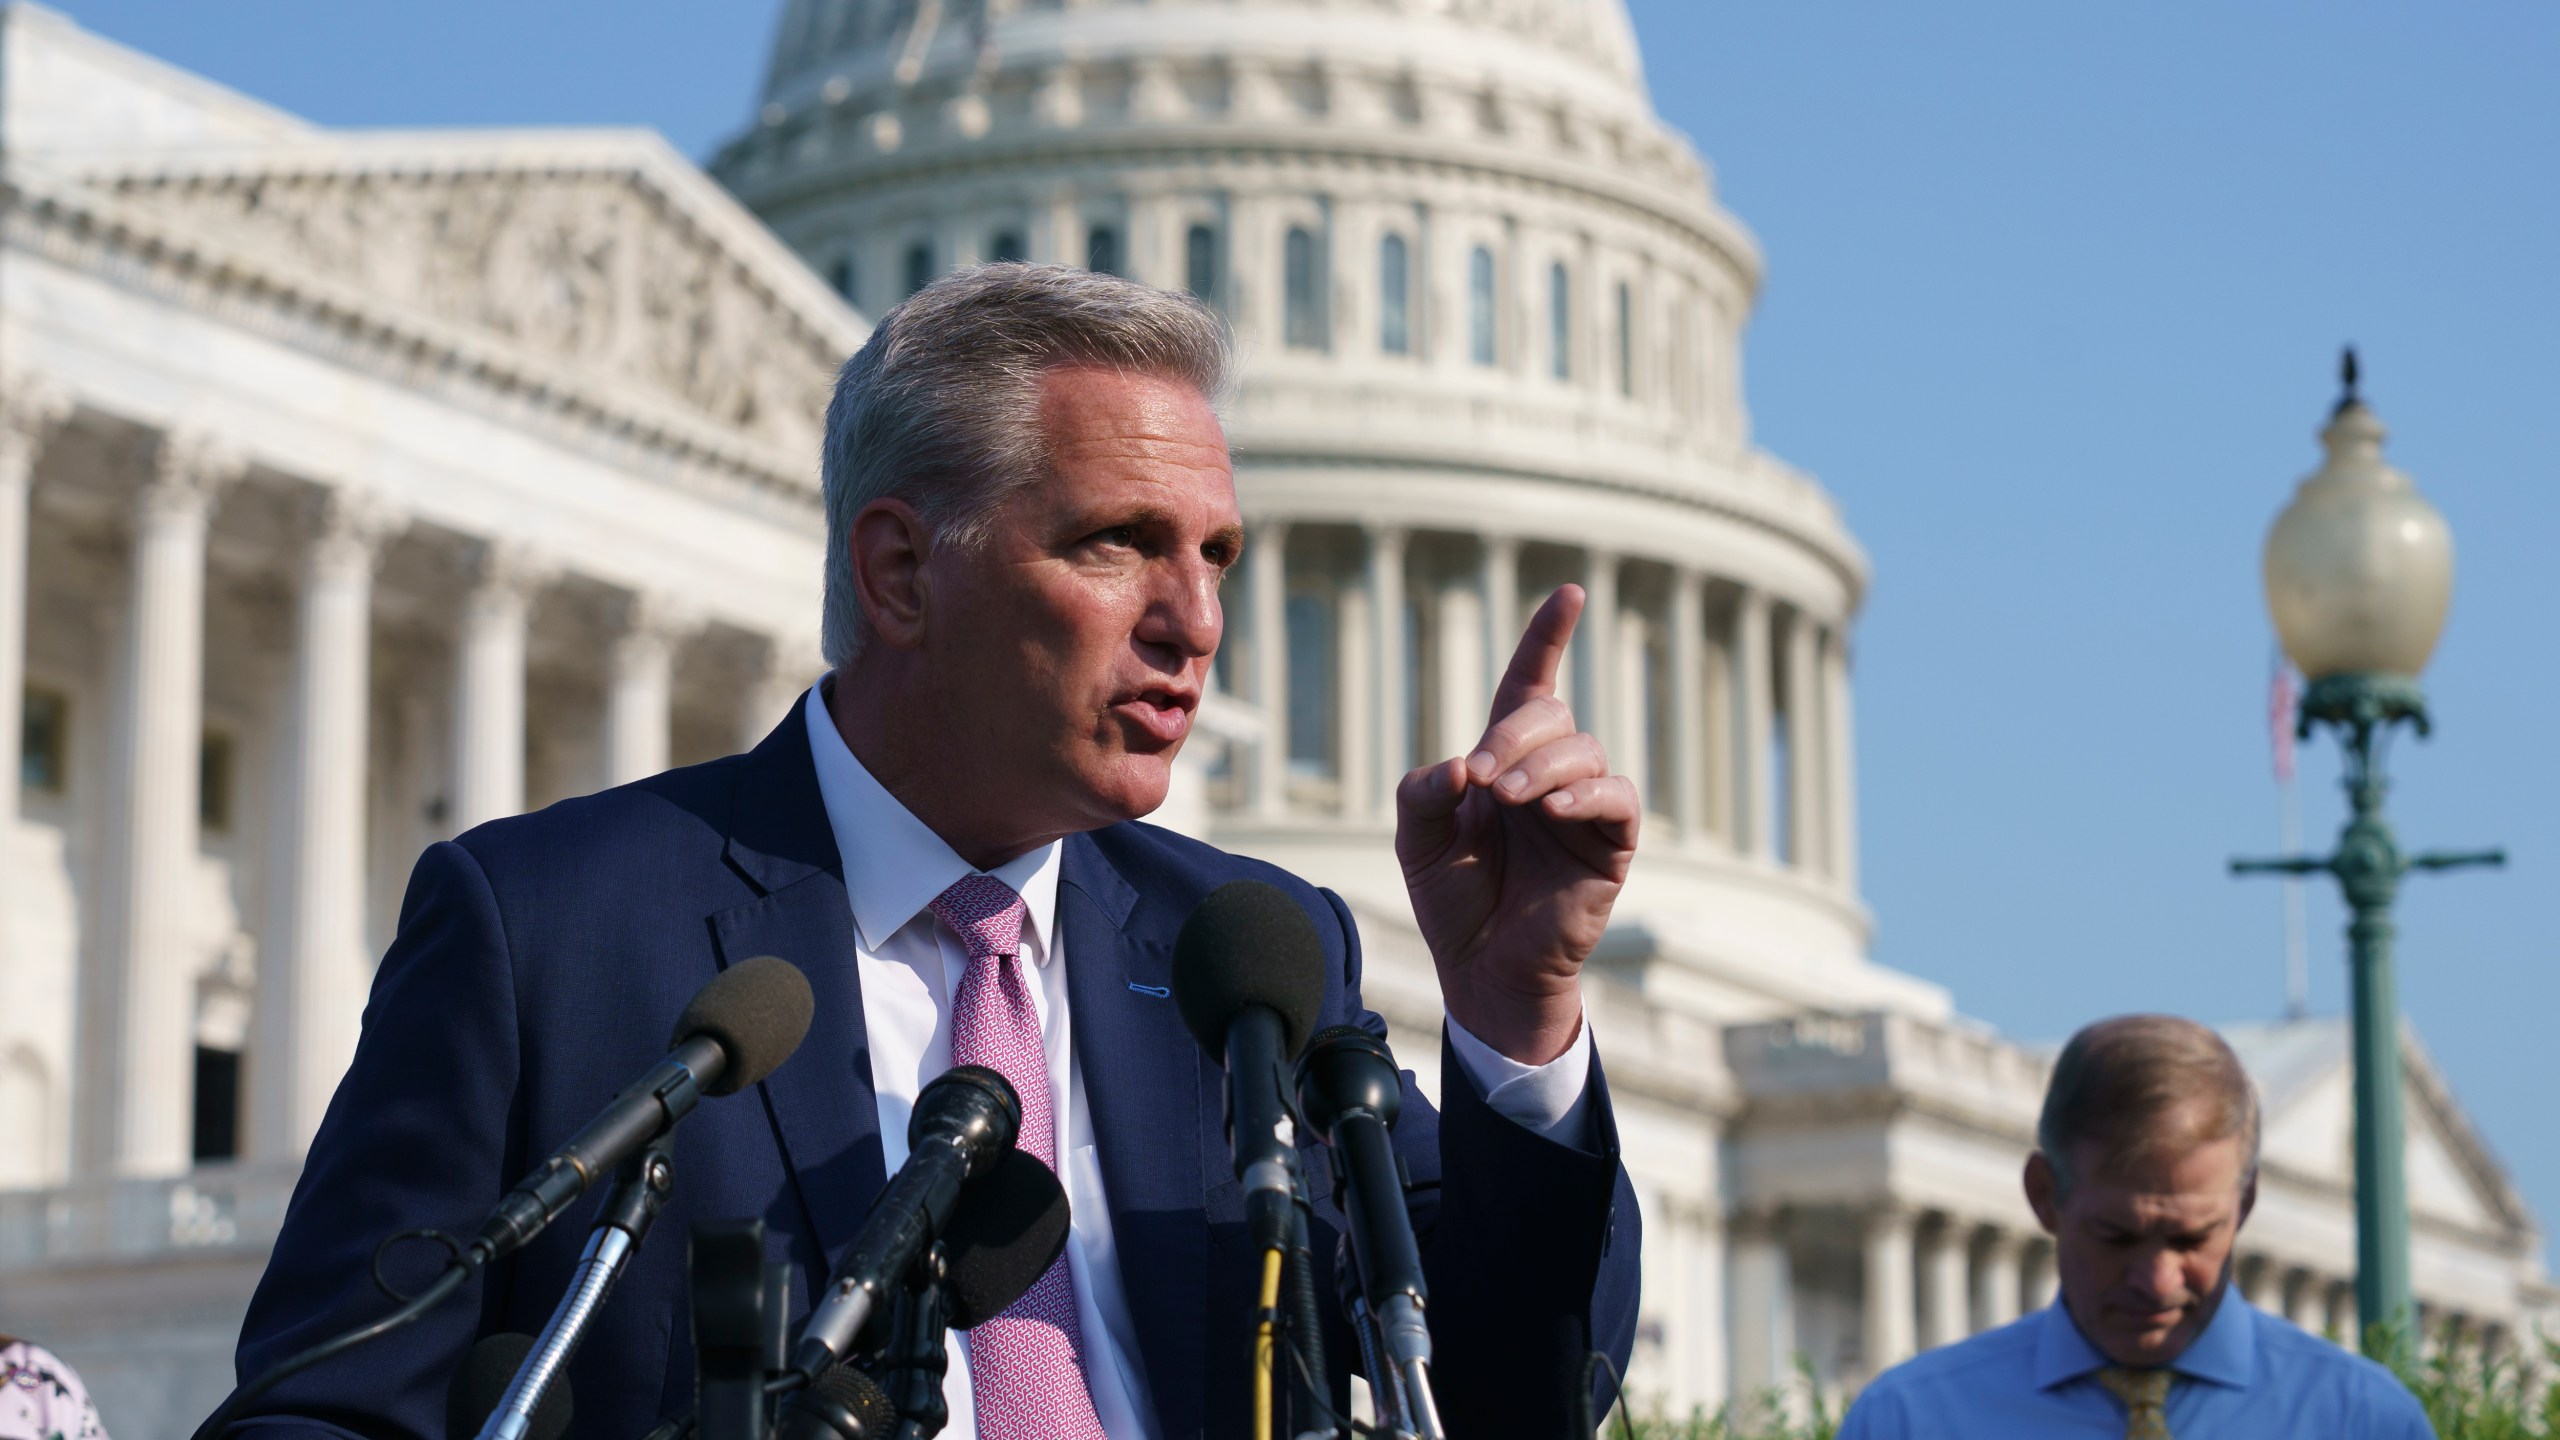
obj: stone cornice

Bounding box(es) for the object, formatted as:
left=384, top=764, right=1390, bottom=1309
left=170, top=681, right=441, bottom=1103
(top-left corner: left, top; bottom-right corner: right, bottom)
left=723, top=119, right=1761, bottom=299
left=1228, top=439, right=1869, bottom=605
left=2, top=142, right=853, bottom=512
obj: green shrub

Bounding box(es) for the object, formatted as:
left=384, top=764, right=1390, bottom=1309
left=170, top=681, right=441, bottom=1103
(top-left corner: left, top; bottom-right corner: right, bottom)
left=2382, top=1323, right=2560, bottom=1439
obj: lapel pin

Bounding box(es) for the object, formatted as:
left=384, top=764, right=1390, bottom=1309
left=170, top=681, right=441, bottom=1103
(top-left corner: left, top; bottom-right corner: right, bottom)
left=1127, top=982, right=1171, bottom=998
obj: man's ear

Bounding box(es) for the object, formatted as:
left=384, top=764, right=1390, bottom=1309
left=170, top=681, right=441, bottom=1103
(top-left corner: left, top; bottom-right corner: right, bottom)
left=2024, top=1151, right=2063, bottom=1236
left=2239, top=1168, right=2258, bottom=1228
left=849, top=498, right=932, bottom=651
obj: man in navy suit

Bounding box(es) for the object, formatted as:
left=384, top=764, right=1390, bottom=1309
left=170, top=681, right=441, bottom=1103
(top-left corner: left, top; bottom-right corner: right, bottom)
left=229, top=263, right=1643, bottom=1439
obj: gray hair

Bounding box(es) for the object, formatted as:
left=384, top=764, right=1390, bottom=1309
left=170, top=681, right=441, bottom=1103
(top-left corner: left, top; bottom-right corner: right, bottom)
left=818, top=262, right=1233, bottom=667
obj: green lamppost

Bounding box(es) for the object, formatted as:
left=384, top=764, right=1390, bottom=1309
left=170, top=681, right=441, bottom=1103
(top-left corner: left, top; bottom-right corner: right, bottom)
left=2230, top=351, right=2503, bottom=1357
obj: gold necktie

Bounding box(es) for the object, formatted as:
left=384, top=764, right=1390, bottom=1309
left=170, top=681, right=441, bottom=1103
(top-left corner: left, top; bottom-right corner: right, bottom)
left=2096, top=1367, right=2175, bottom=1440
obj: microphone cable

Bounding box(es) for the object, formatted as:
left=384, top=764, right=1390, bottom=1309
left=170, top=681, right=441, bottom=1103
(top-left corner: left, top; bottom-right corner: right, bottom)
left=1253, top=1245, right=1284, bottom=1440
left=189, top=1231, right=476, bottom=1440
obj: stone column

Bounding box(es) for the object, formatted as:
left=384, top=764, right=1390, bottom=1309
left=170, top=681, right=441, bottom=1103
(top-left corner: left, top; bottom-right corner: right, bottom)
left=2280, top=1267, right=2315, bottom=1327
left=81, top=430, right=243, bottom=1177
left=605, top=593, right=702, bottom=786
left=1821, top=624, right=1860, bottom=890
left=451, top=542, right=553, bottom=831
left=1974, top=1228, right=2024, bottom=1331
left=1335, top=569, right=1373, bottom=816
left=1687, top=1200, right=1731, bottom=1412
left=1433, top=569, right=1484, bottom=760
left=1368, top=525, right=1409, bottom=815
left=1735, top=587, right=1775, bottom=860
left=1726, top=1209, right=1793, bottom=1398
left=1783, top=608, right=1823, bottom=874
left=2241, top=1254, right=2282, bottom=1312
left=254, top=489, right=400, bottom=1161
left=2328, top=1279, right=2360, bottom=1348
left=742, top=629, right=821, bottom=754
left=2022, top=1240, right=2060, bottom=1312
left=1670, top=568, right=1707, bottom=844
left=1918, top=1215, right=1970, bottom=1349
left=1578, top=549, right=1619, bottom=763
left=1479, top=533, right=1519, bottom=715
left=0, top=380, right=70, bottom=986
left=1250, top=520, right=1292, bottom=817
left=1862, top=1205, right=1917, bottom=1374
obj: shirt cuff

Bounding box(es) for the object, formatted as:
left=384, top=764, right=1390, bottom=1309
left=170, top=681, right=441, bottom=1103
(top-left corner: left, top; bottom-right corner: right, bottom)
left=1443, top=1009, right=1595, bottom=1148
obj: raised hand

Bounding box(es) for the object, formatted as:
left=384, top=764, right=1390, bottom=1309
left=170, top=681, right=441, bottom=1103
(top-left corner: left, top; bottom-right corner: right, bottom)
left=1395, top=585, right=1640, bottom=1066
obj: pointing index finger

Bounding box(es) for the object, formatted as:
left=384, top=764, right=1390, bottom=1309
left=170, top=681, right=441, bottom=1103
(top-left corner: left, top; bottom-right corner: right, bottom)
left=1489, top=585, right=1584, bottom=726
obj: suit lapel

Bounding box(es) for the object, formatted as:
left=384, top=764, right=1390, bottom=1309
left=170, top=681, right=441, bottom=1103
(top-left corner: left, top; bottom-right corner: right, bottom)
left=711, top=706, right=887, bottom=1268
left=1062, top=832, right=1212, bottom=1440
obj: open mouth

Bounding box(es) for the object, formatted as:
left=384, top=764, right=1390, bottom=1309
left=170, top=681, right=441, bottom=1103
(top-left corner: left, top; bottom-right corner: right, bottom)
left=1113, top=686, right=1197, bottom=745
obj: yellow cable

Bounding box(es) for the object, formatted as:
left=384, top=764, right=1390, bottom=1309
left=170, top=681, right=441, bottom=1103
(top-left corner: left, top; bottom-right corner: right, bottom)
left=1254, top=1245, right=1284, bottom=1440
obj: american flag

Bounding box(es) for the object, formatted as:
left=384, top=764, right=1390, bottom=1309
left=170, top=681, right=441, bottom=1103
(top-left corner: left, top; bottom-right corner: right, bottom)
left=2269, top=651, right=2298, bottom=783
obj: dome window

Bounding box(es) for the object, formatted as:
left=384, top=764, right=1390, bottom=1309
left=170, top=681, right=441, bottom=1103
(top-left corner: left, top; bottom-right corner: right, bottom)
left=1184, top=223, right=1220, bottom=306
left=1379, top=232, right=1411, bottom=356
left=1468, top=246, right=1497, bottom=366
left=902, top=240, right=935, bottom=298
left=1616, top=280, right=1635, bottom=398
left=1086, top=223, right=1120, bottom=276
left=991, top=231, right=1026, bottom=264
left=828, top=256, right=857, bottom=302
left=1284, top=226, right=1328, bottom=352
left=1549, top=261, right=1572, bottom=381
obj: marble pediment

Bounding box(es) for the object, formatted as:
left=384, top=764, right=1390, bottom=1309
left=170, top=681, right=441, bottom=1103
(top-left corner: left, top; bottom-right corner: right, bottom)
left=2229, top=1018, right=2535, bottom=1243
left=67, top=131, right=867, bottom=475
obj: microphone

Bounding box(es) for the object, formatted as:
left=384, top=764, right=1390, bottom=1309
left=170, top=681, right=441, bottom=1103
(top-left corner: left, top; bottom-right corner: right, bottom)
left=1172, top=880, right=1328, bottom=1255
left=1297, top=1024, right=1444, bottom=1439
left=771, top=1150, right=1067, bottom=1440
left=788, top=1064, right=1021, bottom=1379
left=446, top=1334, right=572, bottom=1440
left=473, top=956, right=813, bottom=1265
left=939, top=1146, right=1072, bottom=1329
left=773, top=1365, right=896, bottom=1440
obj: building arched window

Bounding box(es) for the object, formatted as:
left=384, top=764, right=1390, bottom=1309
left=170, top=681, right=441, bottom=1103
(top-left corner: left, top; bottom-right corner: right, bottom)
left=827, top=256, right=857, bottom=302
left=1549, top=261, right=1572, bottom=381
left=1468, top=246, right=1497, bottom=366
left=1086, top=224, right=1120, bottom=276
left=1379, top=232, right=1411, bottom=355
left=1284, top=226, right=1326, bottom=351
left=1615, top=280, right=1635, bottom=398
left=1286, top=591, right=1336, bottom=778
left=1185, top=223, right=1219, bottom=305
left=991, top=230, right=1026, bottom=264
left=903, top=240, right=934, bottom=298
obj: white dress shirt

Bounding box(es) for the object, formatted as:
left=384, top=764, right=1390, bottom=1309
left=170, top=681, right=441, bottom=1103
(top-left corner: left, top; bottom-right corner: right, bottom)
left=801, top=684, right=1593, bottom=1439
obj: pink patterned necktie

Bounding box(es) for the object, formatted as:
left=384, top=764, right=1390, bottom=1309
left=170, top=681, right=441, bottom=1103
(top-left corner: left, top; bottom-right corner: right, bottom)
left=928, top=874, right=1108, bottom=1440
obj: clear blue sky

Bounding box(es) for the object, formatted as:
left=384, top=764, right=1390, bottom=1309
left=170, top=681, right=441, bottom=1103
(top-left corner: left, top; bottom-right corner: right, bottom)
left=54, top=2, right=2558, bottom=1262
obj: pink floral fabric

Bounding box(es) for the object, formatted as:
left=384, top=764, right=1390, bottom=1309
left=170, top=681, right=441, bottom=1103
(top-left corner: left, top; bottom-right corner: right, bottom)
left=0, top=1339, right=106, bottom=1440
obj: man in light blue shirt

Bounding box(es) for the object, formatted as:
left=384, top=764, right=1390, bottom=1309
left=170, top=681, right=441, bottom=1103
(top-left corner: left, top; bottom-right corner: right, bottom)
left=1840, top=1015, right=2431, bottom=1438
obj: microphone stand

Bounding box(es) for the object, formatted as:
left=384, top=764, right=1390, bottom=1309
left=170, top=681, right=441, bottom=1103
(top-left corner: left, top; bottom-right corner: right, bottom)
left=1282, top=1171, right=1329, bottom=1440
left=475, top=1133, right=677, bottom=1440
left=880, top=1242, right=952, bottom=1440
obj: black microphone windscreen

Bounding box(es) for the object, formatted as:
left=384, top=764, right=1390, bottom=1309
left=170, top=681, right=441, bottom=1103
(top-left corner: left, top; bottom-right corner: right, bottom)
left=943, top=1148, right=1073, bottom=1330
left=1171, top=880, right=1327, bottom=1063
left=779, top=1364, right=896, bottom=1440
left=445, top=1333, right=573, bottom=1440
left=672, top=955, right=815, bottom=1095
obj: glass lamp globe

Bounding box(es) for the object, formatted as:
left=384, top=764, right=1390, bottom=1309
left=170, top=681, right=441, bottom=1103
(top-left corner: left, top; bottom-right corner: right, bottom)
left=2262, top=376, right=2454, bottom=681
